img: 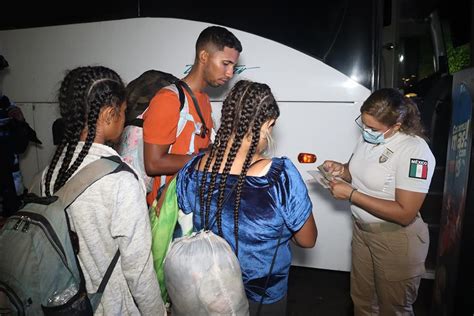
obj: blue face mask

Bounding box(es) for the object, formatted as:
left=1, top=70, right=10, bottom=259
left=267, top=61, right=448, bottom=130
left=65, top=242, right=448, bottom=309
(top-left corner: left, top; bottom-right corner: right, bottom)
left=363, top=126, right=395, bottom=144
left=355, top=114, right=394, bottom=144
left=362, top=129, right=385, bottom=144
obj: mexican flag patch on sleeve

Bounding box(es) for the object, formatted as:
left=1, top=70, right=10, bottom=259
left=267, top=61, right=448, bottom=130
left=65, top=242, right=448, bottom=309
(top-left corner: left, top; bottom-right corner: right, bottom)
left=409, top=158, right=428, bottom=179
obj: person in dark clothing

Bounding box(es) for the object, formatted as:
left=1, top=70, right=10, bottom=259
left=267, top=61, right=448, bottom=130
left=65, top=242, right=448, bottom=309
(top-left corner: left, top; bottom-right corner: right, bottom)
left=0, top=95, right=26, bottom=216
left=0, top=55, right=41, bottom=218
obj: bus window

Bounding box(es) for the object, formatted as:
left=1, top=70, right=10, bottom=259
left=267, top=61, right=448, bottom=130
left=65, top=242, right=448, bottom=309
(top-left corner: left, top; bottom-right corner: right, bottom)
left=397, top=28, right=436, bottom=91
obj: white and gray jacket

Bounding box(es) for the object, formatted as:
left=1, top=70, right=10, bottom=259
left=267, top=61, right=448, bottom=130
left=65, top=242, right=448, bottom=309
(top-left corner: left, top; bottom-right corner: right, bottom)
left=41, top=142, right=165, bottom=316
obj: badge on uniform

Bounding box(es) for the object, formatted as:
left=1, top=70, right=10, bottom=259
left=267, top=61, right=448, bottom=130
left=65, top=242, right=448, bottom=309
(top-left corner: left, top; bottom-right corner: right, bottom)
left=379, top=148, right=394, bottom=163
left=409, top=158, right=428, bottom=179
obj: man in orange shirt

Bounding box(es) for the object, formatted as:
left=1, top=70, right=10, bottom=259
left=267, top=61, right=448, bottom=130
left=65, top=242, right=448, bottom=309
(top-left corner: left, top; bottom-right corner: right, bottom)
left=143, top=26, right=242, bottom=204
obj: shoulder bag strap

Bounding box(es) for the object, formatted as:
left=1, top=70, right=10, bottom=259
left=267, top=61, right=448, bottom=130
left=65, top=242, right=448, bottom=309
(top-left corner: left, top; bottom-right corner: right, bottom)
left=175, top=81, right=186, bottom=112
left=177, top=80, right=209, bottom=138
left=257, top=224, right=285, bottom=316
left=56, top=156, right=135, bottom=308
left=96, top=249, right=120, bottom=294
left=56, top=155, right=126, bottom=208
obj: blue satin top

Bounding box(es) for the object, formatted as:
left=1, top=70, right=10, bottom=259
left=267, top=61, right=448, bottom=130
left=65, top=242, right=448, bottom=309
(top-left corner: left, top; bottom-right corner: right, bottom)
left=176, top=154, right=312, bottom=303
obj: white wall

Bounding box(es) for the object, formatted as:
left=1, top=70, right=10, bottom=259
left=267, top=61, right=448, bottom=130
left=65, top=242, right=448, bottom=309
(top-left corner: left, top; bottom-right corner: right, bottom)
left=0, top=18, right=370, bottom=272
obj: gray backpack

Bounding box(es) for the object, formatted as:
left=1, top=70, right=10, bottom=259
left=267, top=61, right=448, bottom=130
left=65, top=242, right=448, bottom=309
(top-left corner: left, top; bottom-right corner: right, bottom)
left=0, top=156, right=133, bottom=315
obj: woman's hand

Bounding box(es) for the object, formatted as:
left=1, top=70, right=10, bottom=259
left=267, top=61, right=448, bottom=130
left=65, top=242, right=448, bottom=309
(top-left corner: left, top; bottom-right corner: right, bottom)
left=322, top=160, right=347, bottom=179
left=328, top=180, right=354, bottom=200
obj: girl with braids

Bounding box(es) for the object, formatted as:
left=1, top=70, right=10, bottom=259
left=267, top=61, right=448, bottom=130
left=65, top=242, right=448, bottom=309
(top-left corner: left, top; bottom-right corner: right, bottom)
left=40, top=66, right=165, bottom=315
left=175, top=80, right=317, bottom=315
left=323, top=88, right=435, bottom=315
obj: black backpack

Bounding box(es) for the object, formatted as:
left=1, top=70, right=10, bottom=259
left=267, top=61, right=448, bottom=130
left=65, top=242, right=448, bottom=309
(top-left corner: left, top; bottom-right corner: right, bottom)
left=116, top=70, right=210, bottom=193
left=115, top=70, right=186, bottom=193
left=124, top=70, right=185, bottom=127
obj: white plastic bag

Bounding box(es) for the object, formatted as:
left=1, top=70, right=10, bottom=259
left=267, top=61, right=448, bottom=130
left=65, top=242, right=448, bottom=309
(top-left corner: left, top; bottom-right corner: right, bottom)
left=164, top=230, right=249, bottom=316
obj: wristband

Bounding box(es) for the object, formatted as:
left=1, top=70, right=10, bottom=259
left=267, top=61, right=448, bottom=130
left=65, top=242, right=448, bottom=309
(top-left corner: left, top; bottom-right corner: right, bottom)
left=349, top=188, right=358, bottom=203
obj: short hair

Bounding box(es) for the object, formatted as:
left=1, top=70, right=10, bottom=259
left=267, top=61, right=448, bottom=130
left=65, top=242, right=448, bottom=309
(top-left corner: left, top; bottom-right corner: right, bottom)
left=196, top=26, right=242, bottom=54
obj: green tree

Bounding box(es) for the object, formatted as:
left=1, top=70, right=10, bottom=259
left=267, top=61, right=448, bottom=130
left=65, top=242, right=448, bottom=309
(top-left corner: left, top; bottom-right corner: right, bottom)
left=447, top=42, right=470, bottom=73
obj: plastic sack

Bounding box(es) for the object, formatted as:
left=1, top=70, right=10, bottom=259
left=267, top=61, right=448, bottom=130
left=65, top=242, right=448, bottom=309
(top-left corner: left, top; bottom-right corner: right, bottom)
left=164, top=230, right=249, bottom=316
left=149, top=178, right=193, bottom=302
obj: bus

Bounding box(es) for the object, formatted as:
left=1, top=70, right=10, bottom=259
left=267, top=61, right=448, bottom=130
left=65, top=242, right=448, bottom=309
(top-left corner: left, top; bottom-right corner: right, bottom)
left=0, top=0, right=471, bottom=302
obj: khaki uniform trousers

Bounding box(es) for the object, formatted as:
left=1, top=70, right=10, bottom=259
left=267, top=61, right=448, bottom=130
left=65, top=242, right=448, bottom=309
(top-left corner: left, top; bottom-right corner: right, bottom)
left=350, top=216, right=429, bottom=316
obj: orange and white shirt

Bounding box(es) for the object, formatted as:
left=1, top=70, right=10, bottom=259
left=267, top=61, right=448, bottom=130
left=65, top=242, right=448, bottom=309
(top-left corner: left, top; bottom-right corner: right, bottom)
left=143, top=85, right=213, bottom=204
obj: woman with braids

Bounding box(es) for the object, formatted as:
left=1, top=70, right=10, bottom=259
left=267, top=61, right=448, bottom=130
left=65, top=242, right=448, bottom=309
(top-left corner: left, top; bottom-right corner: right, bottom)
left=40, top=66, right=165, bottom=315
left=323, top=88, right=435, bottom=315
left=175, top=80, right=317, bottom=315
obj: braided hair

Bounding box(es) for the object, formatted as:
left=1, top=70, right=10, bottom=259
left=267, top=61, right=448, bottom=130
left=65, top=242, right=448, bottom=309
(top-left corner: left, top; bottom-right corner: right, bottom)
left=44, top=66, right=125, bottom=195
left=199, top=80, right=279, bottom=254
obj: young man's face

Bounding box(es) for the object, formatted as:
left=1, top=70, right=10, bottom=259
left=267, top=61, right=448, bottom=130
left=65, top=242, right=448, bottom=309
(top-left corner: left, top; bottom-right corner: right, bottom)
left=203, top=46, right=240, bottom=88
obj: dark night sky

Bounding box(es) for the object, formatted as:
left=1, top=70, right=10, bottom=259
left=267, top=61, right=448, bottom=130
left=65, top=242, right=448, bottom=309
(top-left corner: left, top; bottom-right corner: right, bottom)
left=0, top=0, right=469, bottom=37
left=1, top=0, right=469, bottom=90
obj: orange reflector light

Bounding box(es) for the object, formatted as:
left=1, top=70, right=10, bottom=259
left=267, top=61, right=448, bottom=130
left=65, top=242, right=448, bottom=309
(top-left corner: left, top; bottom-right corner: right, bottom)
left=298, top=153, right=317, bottom=163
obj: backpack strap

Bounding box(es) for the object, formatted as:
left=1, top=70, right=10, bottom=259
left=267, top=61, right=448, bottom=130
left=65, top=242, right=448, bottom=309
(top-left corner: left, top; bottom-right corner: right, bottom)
left=173, top=82, right=193, bottom=152
left=56, top=155, right=135, bottom=311
left=161, top=84, right=196, bottom=140
left=256, top=224, right=284, bottom=315
left=56, top=155, right=135, bottom=208
left=177, top=80, right=209, bottom=138
left=175, top=82, right=186, bottom=112
left=96, top=249, right=120, bottom=294
left=158, top=83, right=198, bottom=187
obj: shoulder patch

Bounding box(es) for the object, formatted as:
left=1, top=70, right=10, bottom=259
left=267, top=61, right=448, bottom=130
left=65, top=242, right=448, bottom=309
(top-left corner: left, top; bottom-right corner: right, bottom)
left=409, top=158, right=428, bottom=179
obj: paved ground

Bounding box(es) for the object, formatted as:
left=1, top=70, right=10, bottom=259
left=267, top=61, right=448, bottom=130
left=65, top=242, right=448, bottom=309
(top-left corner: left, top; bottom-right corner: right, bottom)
left=287, top=266, right=433, bottom=315
left=0, top=210, right=434, bottom=316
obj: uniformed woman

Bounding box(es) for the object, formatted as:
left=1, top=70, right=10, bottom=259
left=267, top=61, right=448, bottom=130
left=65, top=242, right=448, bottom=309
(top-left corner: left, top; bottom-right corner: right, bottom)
left=323, top=88, right=435, bottom=316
